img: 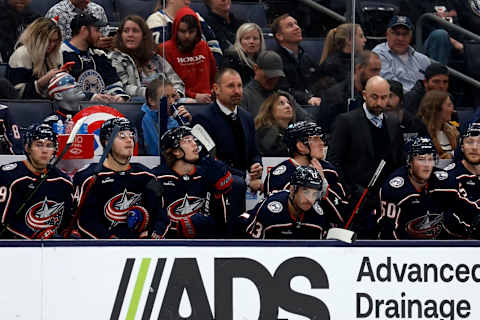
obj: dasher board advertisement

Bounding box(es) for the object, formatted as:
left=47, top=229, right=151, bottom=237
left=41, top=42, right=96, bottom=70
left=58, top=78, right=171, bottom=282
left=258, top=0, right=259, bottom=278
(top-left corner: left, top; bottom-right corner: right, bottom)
left=0, top=240, right=479, bottom=320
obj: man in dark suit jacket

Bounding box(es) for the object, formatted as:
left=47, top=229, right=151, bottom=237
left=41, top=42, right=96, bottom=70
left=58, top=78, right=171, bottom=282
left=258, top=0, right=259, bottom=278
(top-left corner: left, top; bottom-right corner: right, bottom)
left=327, top=76, right=405, bottom=238
left=193, top=68, right=263, bottom=218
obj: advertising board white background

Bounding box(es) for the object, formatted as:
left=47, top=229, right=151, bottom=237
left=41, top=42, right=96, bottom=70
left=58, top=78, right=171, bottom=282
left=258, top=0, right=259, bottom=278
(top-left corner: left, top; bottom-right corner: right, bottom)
left=0, top=242, right=479, bottom=320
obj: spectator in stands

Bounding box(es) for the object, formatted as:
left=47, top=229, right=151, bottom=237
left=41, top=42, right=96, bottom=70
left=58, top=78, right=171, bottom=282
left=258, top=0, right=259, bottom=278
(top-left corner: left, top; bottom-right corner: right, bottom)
left=452, top=0, right=480, bottom=33
left=404, top=63, right=449, bottom=115
left=327, top=76, right=405, bottom=238
left=401, top=1, right=464, bottom=65
left=203, top=0, right=245, bottom=52
left=222, top=22, right=265, bottom=85
left=7, top=17, right=62, bottom=99
left=61, top=13, right=129, bottom=103
left=372, top=16, right=431, bottom=92
left=417, top=90, right=458, bottom=159
left=0, top=0, right=38, bottom=63
left=318, top=23, right=366, bottom=88
left=254, top=91, right=295, bottom=157
left=240, top=50, right=313, bottom=121
left=385, top=79, right=428, bottom=140
left=271, top=14, right=322, bottom=106
left=141, top=79, right=192, bottom=156
left=146, top=0, right=222, bottom=64
left=108, top=15, right=185, bottom=101
left=156, top=7, right=216, bottom=103
left=193, top=68, right=263, bottom=213
left=318, top=50, right=381, bottom=132
left=45, top=0, right=112, bottom=49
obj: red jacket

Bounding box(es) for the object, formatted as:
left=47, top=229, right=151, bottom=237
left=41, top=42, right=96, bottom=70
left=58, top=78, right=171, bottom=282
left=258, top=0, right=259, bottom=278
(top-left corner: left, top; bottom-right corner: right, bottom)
left=156, top=7, right=216, bottom=98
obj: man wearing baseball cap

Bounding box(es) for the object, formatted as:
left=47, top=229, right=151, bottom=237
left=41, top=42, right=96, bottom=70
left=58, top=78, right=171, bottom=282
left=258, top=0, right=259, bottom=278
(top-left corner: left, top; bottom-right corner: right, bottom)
left=373, top=15, right=431, bottom=92
left=240, top=50, right=311, bottom=122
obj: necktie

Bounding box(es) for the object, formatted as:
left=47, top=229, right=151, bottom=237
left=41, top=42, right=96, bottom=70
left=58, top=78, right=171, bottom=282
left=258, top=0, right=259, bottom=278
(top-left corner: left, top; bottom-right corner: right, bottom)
left=372, top=116, right=382, bottom=128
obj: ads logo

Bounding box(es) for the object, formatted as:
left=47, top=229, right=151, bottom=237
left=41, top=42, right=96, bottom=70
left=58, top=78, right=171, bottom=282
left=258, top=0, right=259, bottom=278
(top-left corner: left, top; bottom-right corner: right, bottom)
left=111, top=257, right=330, bottom=319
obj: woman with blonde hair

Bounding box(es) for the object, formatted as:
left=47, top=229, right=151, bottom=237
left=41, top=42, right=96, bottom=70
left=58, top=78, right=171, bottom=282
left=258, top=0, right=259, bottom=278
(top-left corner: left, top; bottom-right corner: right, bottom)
left=318, top=23, right=366, bottom=86
left=8, top=17, right=62, bottom=99
left=255, top=91, right=296, bottom=156
left=222, top=22, right=265, bottom=85
left=108, top=15, right=184, bottom=99
left=417, top=90, right=459, bottom=159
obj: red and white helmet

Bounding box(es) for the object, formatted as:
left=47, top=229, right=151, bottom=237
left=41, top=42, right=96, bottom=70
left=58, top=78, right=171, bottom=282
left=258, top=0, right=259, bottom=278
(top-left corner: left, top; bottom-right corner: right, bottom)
left=47, top=72, right=78, bottom=99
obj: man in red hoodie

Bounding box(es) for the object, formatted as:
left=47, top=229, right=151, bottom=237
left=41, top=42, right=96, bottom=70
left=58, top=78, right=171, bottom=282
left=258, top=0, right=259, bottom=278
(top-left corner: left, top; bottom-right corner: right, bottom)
left=156, top=7, right=216, bottom=104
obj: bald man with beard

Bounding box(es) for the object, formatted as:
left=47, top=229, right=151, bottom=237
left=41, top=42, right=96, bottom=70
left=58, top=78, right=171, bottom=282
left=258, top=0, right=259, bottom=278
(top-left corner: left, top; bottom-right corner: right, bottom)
left=327, top=76, right=405, bottom=238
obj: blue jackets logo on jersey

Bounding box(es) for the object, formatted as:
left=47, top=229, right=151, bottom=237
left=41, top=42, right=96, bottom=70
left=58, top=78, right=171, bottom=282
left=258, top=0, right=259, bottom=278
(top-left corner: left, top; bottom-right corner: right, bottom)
left=167, top=194, right=204, bottom=221
left=104, top=189, right=146, bottom=225
left=405, top=213, right=444, bottom=239
left=26, top=197, right=64, bottom=231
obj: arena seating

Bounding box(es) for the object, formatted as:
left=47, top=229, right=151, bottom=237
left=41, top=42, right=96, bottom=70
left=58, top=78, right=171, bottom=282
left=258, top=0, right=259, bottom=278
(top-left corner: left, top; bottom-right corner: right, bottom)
left=0, top=100, right=53, bottom=127
left=29, top=0, right=59, bottom=16
left=117, top=0, right=156, bottom=20
left=191, top=1, right=268, bottom=28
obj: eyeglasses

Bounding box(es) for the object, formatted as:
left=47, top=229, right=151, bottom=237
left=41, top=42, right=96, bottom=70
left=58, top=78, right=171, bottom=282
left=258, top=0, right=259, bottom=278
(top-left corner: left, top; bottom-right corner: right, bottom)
left=389, top=29, right=411, bottom=37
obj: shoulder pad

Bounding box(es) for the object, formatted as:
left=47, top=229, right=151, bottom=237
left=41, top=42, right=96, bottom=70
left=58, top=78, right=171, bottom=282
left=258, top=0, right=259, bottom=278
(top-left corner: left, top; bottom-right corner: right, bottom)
left=271, top=164, right=287, bottom=176
left=433, top=170, right=449, bottom=181
left=1, top=163, right=17, bottom=171
left=443, top=162, right=455, bottom=171
left=389, top=176, right=405, bottom=188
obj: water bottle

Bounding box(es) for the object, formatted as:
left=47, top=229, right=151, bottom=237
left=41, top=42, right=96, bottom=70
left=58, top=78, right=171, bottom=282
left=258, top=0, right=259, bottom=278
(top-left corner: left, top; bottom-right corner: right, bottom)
left=65, top=114, right=74, bottom=134
left=53, top=120, right=64, bottom=134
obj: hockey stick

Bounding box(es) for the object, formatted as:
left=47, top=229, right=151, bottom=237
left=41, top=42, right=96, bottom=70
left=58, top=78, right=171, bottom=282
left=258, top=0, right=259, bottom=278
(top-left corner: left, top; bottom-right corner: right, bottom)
left=191, top=124, right=216, bottom=157
left=64, top=125, right=120, bottom=237
left=344, top=159, right=386, bottom=229
left=326, top=160, right=386, bottom=243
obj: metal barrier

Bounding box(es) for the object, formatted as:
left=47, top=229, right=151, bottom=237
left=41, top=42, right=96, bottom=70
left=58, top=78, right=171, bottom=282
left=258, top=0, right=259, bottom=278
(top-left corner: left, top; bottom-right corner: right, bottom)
left=415, top=13, right=480, bottom=89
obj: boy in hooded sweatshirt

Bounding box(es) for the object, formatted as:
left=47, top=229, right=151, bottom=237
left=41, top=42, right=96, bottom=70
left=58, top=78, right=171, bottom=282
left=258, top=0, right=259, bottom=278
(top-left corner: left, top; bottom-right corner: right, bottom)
left=156, top=7, right=216, bottom=104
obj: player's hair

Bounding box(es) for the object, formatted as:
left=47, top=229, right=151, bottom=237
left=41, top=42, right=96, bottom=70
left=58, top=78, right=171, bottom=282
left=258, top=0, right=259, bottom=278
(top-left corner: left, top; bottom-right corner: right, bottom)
left=231, top=23, right=265, bottom=70
left=214, top=68, right=240, bottom=84
left=417, top=90, right=459, bottom=158
left=161, top=147, right=178, bottom=168
left=145, top=78, right=174, bottom=106
left=177, top=14, right=201, bottom=44
left=16, top=17, right=62, bottom=78
left=271, top=14, right=290, bottom=38
left=113, top=15, right=154, bottom=67
left=255, top=91, right=296, bottom=129
left=320, top=23, right=360, bottom=63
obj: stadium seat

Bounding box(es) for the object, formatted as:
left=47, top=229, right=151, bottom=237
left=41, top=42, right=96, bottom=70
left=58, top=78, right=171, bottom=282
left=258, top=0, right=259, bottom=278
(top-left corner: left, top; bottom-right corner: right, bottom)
left=191, top=1, right=268, bottom=28
left=29, top=0, right=60, bottom=16
left=92, top=0, right=118, bottom=25
left=265, top=37, right=325, bottom=63
left=117, top=0, right=156, bottom=20
left=0, top=100, right=54, bottom=128
left=0, top=64, right=7, bottom=79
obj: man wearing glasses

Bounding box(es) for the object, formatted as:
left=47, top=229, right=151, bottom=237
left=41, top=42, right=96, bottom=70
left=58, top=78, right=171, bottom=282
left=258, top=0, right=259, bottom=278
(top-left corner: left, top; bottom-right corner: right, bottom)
left=0, top=124, right=74, bottom=239
left=373, top=16, right=431, bottom=92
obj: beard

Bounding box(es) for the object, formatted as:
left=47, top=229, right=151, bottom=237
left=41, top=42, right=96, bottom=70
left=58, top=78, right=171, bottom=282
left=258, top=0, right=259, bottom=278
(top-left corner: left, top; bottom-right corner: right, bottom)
left=177, top=38, right=197, bottom=53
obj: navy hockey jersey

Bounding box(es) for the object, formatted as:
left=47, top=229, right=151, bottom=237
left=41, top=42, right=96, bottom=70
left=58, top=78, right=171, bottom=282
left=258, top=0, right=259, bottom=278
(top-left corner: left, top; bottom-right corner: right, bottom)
left=153, top=158, right=232, bottom=238
left=0, top=104, right=23, bottom=154
left=61, top=41, right=129, bottom=100
left=377, top=166, right=456, bottom=239
left=264, top=158, right=348, bottom=226
left=0, top=161, right=73, bottom=239
left=441, top=161, right=480, bottom=238
left=237, top=190, right=330, bottom=239
left=74, top=163, right=169, bottom=239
